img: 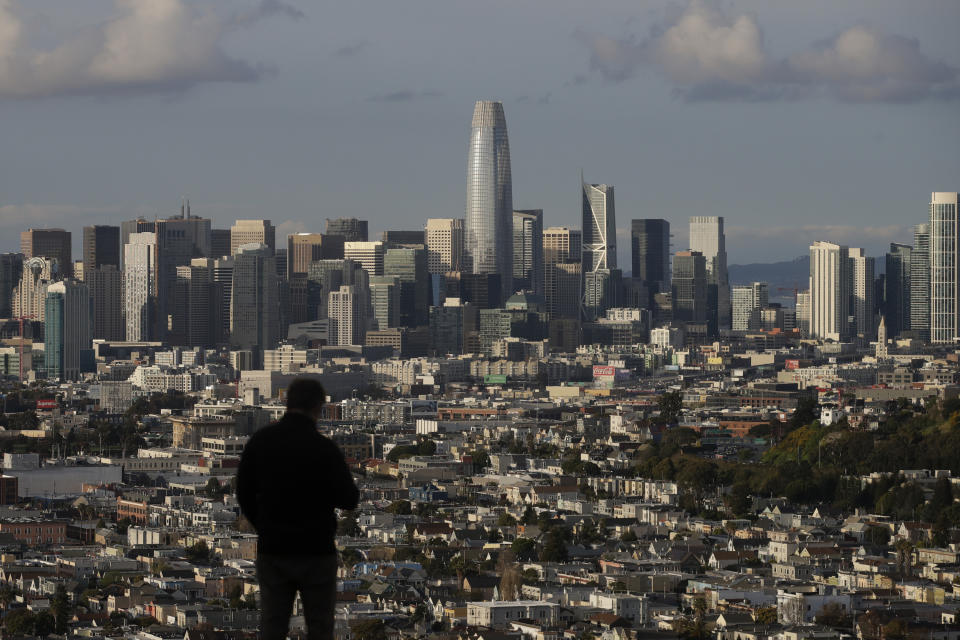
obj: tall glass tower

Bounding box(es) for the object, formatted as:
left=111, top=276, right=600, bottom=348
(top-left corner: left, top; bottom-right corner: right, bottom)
left=930, top=192, right=959, bottom=343
left=582, top=180, right=616, bottom=273
left=465, top=101, right=513, bottom=296
left=689, top=216, right=731, bottom=331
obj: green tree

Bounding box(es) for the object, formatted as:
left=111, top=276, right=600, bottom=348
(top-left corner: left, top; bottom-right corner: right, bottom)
left=540, top=528, right=569, bottom=563
left=3, top=609, right=35, bottom=635
left=338, top=511, right=361, bottom=537
left=755, top=607, right=777, bottom=625
left=497, top=512, right=517, bottom=527
left=185, top=540, right=211, bottom=564
left=385, top=500, right=412, bottom=515
left=351, top=619, right=387, bottom=640
left=658, top=391, right=684, bottom=424
left=511, top=537, right=537, bottom=562
left=51, top=583, right=71, bottom=633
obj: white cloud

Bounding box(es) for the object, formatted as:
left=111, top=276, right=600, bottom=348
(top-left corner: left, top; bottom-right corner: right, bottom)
left=655, top=3, right=766, bottom=86
left=576, top=1, right=959, bottom=103
left=0, top=0, right=300, bottom=99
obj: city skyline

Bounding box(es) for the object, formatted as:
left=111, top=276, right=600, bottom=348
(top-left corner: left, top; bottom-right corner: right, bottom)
left=1, top=1, right=958, bottom=262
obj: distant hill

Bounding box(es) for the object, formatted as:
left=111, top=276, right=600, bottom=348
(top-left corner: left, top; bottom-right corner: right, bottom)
left=729, top=256, right=809, bottom=301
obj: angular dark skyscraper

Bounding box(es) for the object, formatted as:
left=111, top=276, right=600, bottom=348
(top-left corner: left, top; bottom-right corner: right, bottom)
left=631, top=219, right=670, bottom=297
left=465, top=100, right=513, bottom=296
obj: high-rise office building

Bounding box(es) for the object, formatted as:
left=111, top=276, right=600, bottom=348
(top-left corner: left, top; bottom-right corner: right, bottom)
left=582, top=181, right=616, bottom=273
left=430, top=298, right=474, bottom=356
left=689, top=216, right=730, bottom=331
left=83, top=225, right=120, bottom=272
left=86, top=266, right=124, bottom=341
left=465, top=100, right=513, bottom=295
left=369, top=276, right=401, bottom=330
left=849, top=248, right=875, bottom=340
left=631, top=219, right=670, bottom=301
left=425, top=218, right=465, bottom=274
left=212, top=256, right=235, bottom=343
left=326, top=218, right=368, bottom=242
left=672, top=251, right=708, bottom=325
left=543, top=227, right=582, bottom=319
left=344, top=241, right=385, bottom=277
left=211, top=229, right=232, bottom=259
left=171, top=260, right=218, bottom=348
left=0, top=253, right=23, bottom=318
left=231, top=244, right=280, bottom=353
left=513, top=210, right=544, bottom=296
left=911, top=223, right=931, bottom=342
left=381, top=230, right=425, bottom=247
left=930, top=192, right=959, bottom=343
left=885, top=243, right=912, bottom=338
left=307, top=259, right=370, bottom=321
left=44, top=280, right=90, bottom=381
left=12, top=257, right=56, bottom=322
left=584, top=269, right=623, bottom=320
left=796, top=290, right=811, bottom=337
left=124, top=232, right=158, bottom=342
left=384, top=247, right=429, bottom=327
left=809, top=241, right=851, bottom=341
left=21, top=228, right=72, bottom=278
left=287, top=233, right=344, bottom=279
left=731, top=282, right=768, bottom=331
left=230, top=220, right=276, bottom=255
left=328, top=285, right=367, bottom=346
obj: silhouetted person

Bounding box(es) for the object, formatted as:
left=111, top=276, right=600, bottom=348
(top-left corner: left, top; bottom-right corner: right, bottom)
left=237, top=377, right=359, bottom=640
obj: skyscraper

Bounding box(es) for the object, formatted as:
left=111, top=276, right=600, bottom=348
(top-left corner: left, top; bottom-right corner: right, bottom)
left=231, top=244, right=280, bottom=354
left=543, top=227, right=582, bottom=319
left=211, top=229, right=232, bottom=259
left=83, top=225, right=121, bottom=272
left=21, top=228, right=72, bottom=278
left=287, top=233, right=344, bottom=279
left=930, top=192, right=959, bottom=343
left=689, top=216, right=730, bottom=331
left=910, top=223, right=931, bottom=341
left=731, top=282, right=768, bottom=331
left=326, top=218, right=368, bottom=242
left=885, top=243, right=912, bottom=338
left=0, top=253, right=23, bottom=318
left=631, top=219, right=670, bottom=300
left=384, top=247, right=429, bottom=327
left=512, top=210, right=544, bottom=296
left=124, top=232, right=158, bottom=341
left=12, top=257, right=57, bottom=322
left=849, top=248, right=875, bottom=340
left=425, top=218, right=465, bottom=274
left=87, top=266, right=124, bottom=341
left=672, top=251, right=708, bottom=325
left=465, top=100, right=513, bottom=295
left=582, top=181, right=616, bottom=273
left=344, top=241, right=385, bottom=277
left=328, top=285, right=367, bottom=346
left=809, top=241, right=851, bottom=342
left=230, top=220, right=276, bottom=255
left=44, top=280, right=90, bottom=381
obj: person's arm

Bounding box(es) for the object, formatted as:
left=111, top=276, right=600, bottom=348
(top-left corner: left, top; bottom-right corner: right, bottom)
left=329, top=441, right=360, bottom=511
left=236, top=438, right=259, bottom=528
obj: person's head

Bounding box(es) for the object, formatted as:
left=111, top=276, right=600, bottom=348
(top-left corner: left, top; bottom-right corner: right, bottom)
left=285, top=378, right=326, bottom=421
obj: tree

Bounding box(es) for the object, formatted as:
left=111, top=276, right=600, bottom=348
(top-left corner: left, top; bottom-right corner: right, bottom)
left=205, top=477, right=222, bottom=499
left=815, top=602, right=851, bottom=628
left=3, top=609, right=36, bottom=635
left=755, top=607, right=777, bottom=626
left=351, top=620, right=387, bottom=640
left=520, top=505, right=536, bottom=525
left=511, top=537, right=537, bottom=562
left=51, top=583, right=71, bottom=633
left=497, top=551, right=521, bottom=600
left=540, top=528, right=569, bottom=563
left=497, top=512, right=517, bottom=527
left=658, top=391, right=684, bottom=424
left=338, top=511, right=361, bottom=537
left=417, top=439, right=437, bottom=456
left=385, top=500, right=412, bottom=515
left=185, top=540, right=211, bottom=564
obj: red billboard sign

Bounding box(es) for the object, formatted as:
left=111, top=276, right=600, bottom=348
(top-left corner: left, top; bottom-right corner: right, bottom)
left=36, top=399, right=57, bottom=409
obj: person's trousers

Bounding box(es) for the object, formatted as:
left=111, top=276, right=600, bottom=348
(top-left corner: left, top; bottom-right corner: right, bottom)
left=257, top=553, right=339, bottom=640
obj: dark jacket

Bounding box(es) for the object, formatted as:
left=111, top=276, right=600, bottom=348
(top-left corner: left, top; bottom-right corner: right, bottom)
left=236, top=412, right=359, bottom=555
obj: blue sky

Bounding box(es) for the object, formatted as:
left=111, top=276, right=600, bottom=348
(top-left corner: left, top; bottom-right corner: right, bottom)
left=1, top=0, right=958, bottom=263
